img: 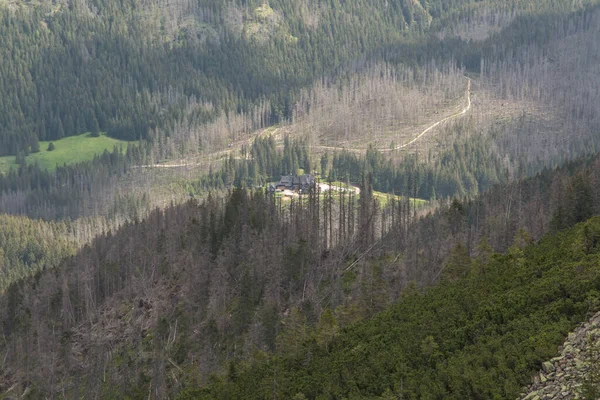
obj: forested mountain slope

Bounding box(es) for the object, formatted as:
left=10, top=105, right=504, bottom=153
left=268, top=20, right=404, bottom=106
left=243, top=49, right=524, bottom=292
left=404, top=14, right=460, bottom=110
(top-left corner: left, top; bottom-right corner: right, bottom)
left=179, top=216, right=600, bottom=399
left=1, top=1, right=598, bottom=228
left=0, top=0, right=435, bottom=155
left=2, top=1, right=600, bottom=398
left=1, top=0, right=597, bottom=158
left=0, top=214, right=124, bottom=292
left=0, top=215, right=77, bottom=292
left=1, top=152, right=599, bottom=398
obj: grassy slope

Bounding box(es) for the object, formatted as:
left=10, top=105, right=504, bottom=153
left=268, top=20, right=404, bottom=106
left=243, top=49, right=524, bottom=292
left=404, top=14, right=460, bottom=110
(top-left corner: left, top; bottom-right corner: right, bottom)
left=179, top=217, right=600, bottom=399
left=0, top=133, right=135, bottom=173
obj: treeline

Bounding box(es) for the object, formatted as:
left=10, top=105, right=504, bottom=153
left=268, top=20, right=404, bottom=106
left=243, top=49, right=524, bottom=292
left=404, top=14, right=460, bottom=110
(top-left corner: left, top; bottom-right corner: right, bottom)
left=1, top=150, right=600, bottom=397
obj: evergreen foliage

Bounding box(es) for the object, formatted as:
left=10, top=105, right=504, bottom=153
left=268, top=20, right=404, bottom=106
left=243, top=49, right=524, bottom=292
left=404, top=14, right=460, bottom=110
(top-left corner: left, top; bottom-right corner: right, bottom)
left=1, top=0, right=596, bottom=157
left=0, top=215, right=78, bottom=292
left=1, top=151, right=599, bottom=397
left=178, top=217, right=600, bottom=399
left=2, top=1, right=600, bottom=398
left=0, top=0, right=437, bottom=155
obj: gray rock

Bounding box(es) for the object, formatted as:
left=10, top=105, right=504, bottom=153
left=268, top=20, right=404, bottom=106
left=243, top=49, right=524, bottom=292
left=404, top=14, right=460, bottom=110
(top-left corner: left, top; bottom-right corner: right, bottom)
left=542, top=361, right=555, bottom=373
left=519, top=310, right=600, bottom=400
left=523, top=391, right=539, bottom=400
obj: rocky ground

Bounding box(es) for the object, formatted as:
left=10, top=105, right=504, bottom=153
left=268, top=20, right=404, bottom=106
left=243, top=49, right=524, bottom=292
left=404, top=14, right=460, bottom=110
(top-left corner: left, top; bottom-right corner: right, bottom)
left=519, top=311, right=600, bottom=400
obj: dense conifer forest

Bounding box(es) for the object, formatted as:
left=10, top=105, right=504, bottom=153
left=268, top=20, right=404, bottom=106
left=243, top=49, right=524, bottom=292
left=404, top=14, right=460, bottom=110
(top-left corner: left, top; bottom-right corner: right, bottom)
left=2, top=153, right=600, bottom=397
left=0, top=0, right=439, bottom=155
left=179, top=216, right=600, bottom=399
left=2, top=0, right=600, bottom=398
left=0, top=0, right=597, bottom=156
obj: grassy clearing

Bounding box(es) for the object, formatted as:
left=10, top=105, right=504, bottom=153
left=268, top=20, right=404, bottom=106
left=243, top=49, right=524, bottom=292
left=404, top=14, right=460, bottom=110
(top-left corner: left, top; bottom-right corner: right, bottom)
left=323, top=181, right=428, bottom=208
left=372, top=190, right=428, bottom=208
left=0, top=133, right=136, bottom=173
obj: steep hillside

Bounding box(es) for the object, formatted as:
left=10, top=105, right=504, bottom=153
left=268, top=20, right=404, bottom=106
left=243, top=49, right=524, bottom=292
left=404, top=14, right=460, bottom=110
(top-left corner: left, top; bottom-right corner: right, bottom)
left=0, top=213, right=129, bottom=292
left=2, top=2, right=600, bottom=399
left=1, top=2, right=599, bottom=227
left=179, top=216, right=600, bottom=399
left=1, top=152, right=599, bottom=398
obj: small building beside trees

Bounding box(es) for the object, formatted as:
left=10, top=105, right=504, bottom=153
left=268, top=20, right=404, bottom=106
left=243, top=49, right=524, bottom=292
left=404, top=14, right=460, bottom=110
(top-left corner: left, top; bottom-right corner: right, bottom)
left=271, top=174, right=315, bottom=193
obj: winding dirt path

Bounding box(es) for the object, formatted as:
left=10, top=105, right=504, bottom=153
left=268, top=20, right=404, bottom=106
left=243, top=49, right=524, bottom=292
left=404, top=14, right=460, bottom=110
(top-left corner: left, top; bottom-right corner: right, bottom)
left=313, top=77, right=472, bottom=154
left=139, top=78, right=472, bottom=169
left=383, top=77, right=471, bottom=152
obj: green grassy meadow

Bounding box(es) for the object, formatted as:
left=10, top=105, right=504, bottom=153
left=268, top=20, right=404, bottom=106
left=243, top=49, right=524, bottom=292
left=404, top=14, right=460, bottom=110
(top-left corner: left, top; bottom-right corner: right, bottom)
left=326, top=181, right=428, bottom=208
left=0, top=133, right=136, bottom=173
left=372, top=190, right=428, bottom=208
